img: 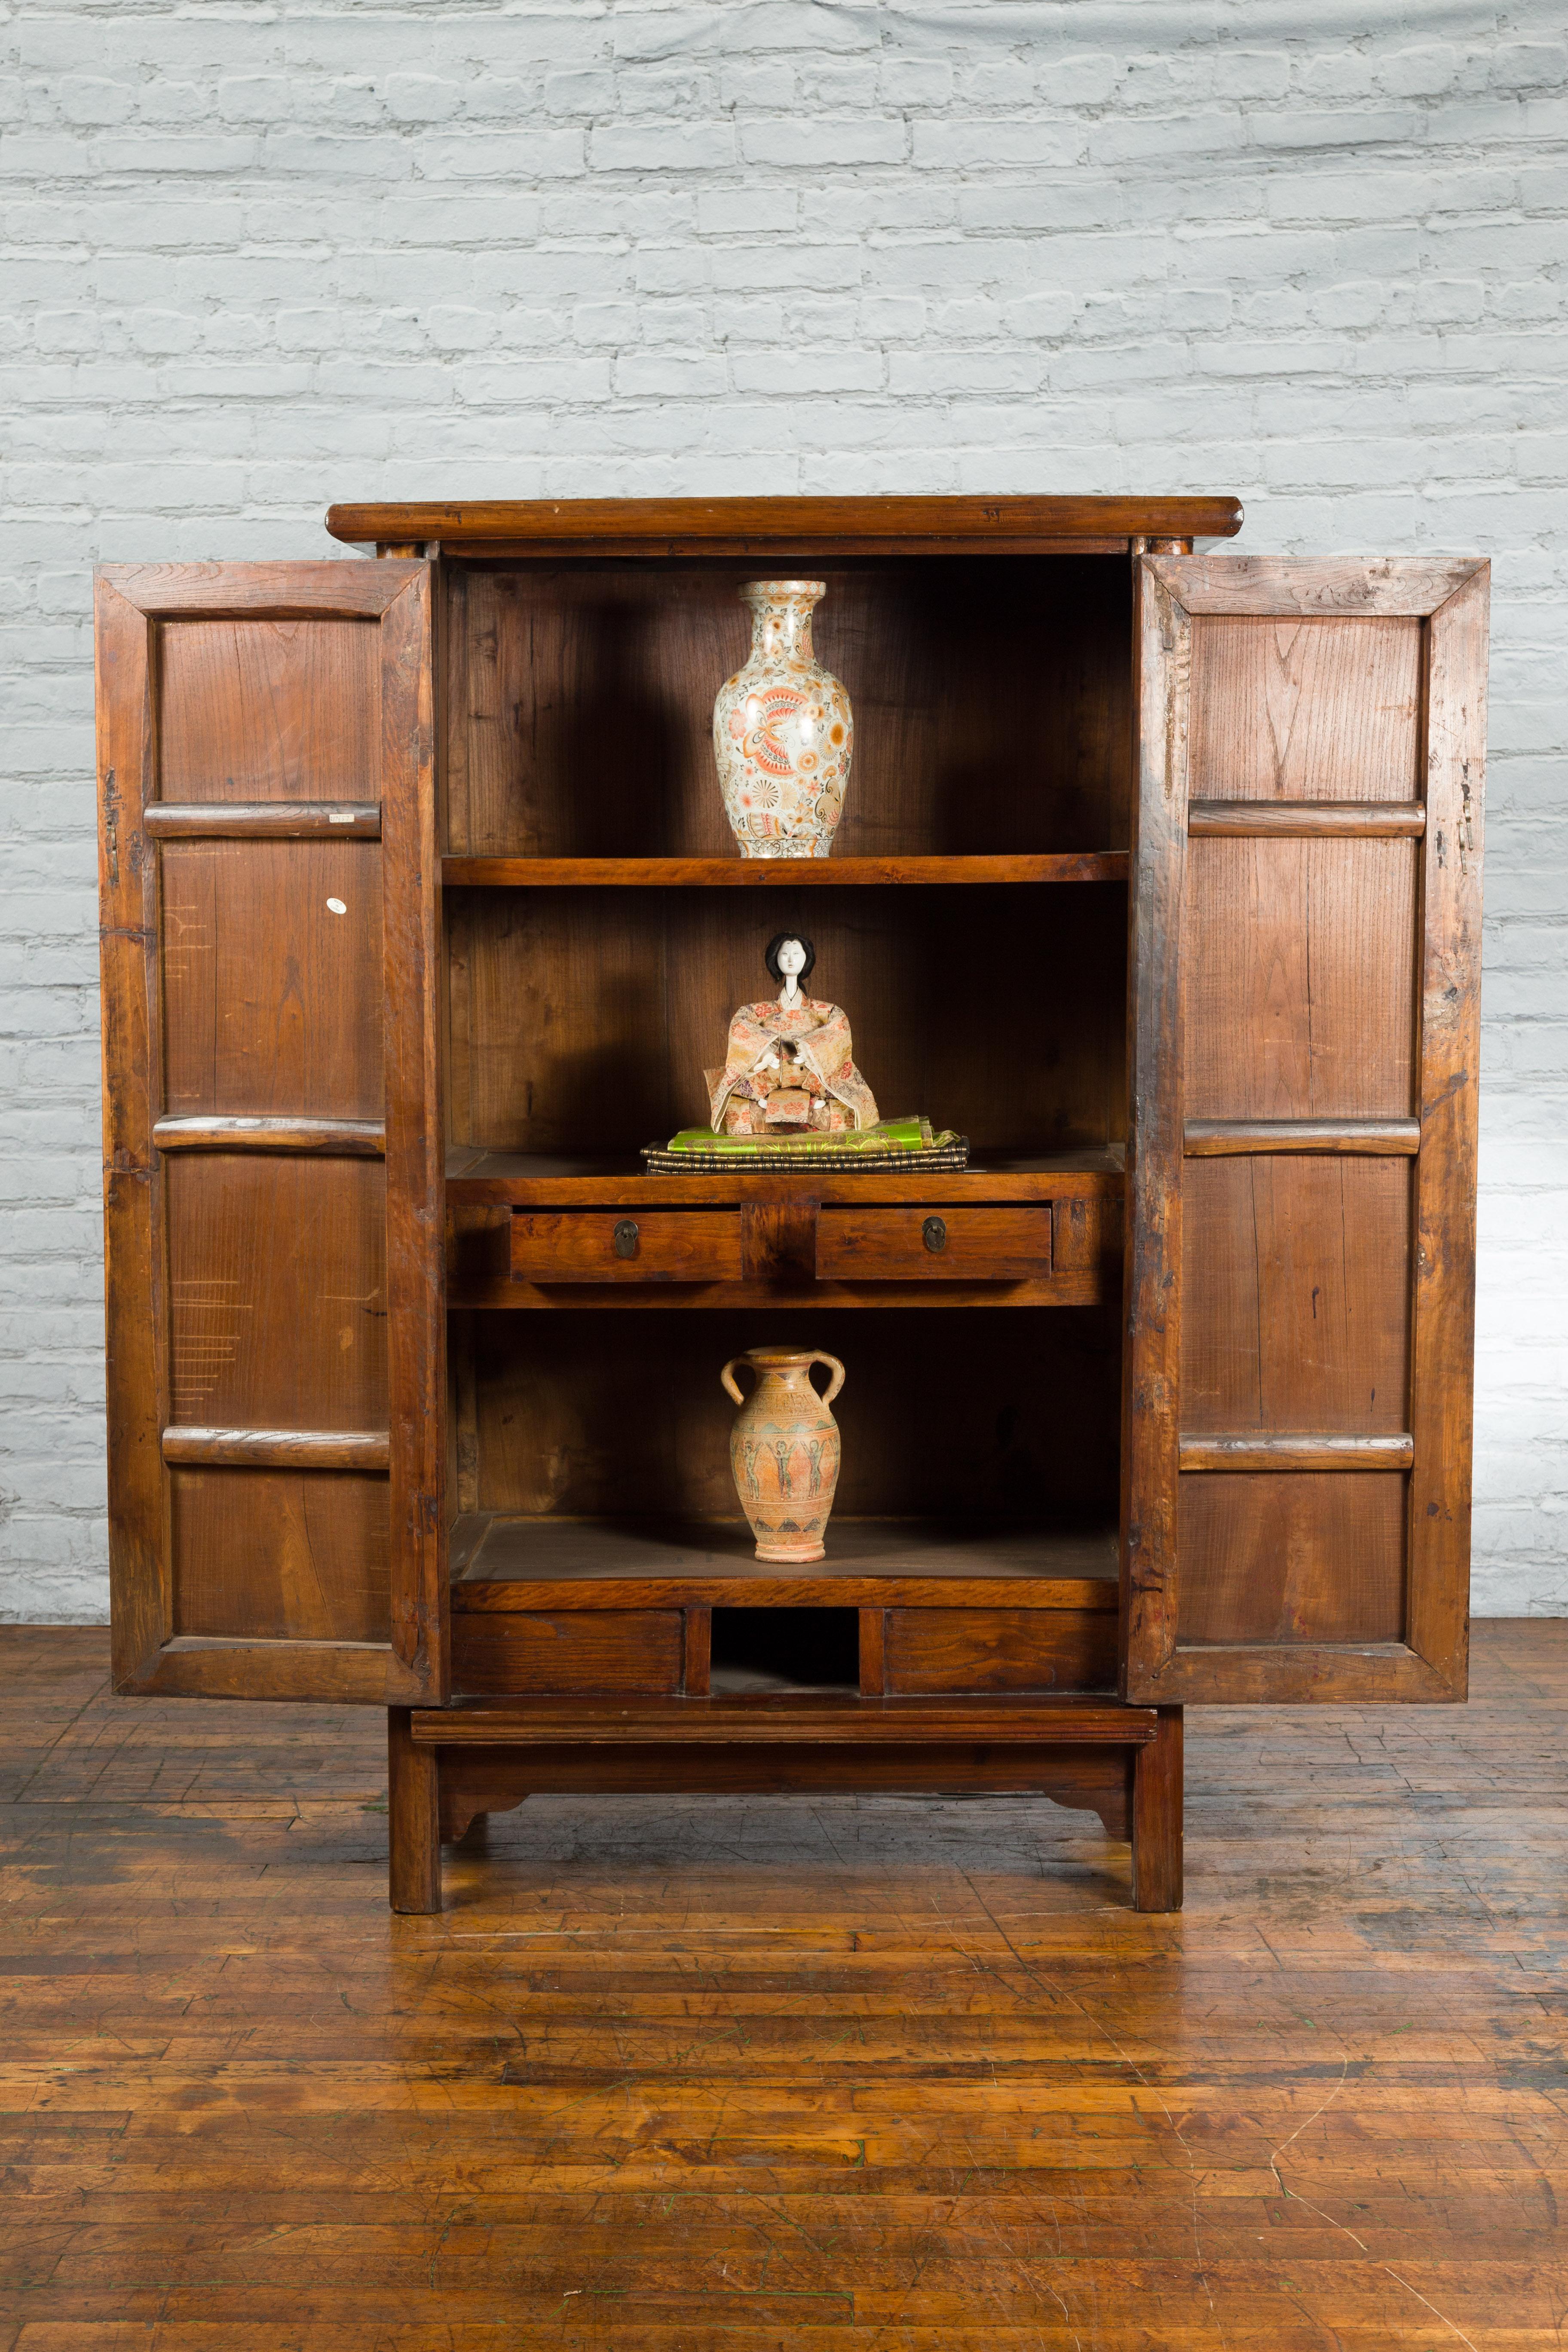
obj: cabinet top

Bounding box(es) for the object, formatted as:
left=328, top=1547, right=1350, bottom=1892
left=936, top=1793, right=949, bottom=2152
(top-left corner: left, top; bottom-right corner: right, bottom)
left=324, top=493, right=1243, bottom=558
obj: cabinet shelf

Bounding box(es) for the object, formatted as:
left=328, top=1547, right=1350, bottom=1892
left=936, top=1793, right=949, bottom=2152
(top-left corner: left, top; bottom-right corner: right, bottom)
left=445, top=1145, right=1124, bottom=1204
left=450, top=1515, right=1119, bottom=1610
left=442, top=853, right=1128, bottom=888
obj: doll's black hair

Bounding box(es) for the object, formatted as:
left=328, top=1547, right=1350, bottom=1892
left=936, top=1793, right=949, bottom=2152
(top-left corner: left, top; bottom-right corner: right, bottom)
left=764, top=932, right=816, bottom=984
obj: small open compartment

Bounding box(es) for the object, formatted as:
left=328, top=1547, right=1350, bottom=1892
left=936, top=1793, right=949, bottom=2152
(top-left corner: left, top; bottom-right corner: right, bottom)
left=708, top=1607, right=861, bottom=1694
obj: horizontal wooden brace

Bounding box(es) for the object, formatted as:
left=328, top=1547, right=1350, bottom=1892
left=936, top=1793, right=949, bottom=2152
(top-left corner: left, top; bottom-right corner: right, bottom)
left=1184, top=1118, right=1421, bottom=1157
left=413, top=1697, right=1158, bottom=1747
left=153, top=1116, right=386, bottom=1156
left=442, top=852, right=1127, bottom=888
left=1179, top=1432, right=1415, bottom=1473
left=143, top=802, right=381, bottom=839
left=1188, top=800, right=1425, bottom=838
left=162, top=1427, right=391, bottom=1470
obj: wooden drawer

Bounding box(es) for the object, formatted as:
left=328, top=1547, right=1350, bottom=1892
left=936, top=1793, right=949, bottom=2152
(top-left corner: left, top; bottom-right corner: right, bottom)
left=512, top=1210, right=742, bottom=1283
left=815, top=1205, right=1052, bottom=1282
left=882, top=1606, right=1115, bottom=1694
left=452, top=1610, right=683, bottom=1695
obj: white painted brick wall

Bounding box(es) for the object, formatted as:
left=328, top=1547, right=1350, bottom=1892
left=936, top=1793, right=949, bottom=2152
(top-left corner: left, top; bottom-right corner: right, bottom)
left=2, top=0, right=1564, bottom=1621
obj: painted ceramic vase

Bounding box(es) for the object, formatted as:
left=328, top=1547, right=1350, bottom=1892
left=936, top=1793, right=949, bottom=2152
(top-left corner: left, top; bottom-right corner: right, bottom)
left=713, top=580, right=853, bottom=858
left=720, top=1346, right=845, bottom=1562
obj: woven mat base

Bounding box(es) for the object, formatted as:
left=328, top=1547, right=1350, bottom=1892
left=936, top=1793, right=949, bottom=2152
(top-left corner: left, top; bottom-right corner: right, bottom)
left=641, top=1139, right=970, bottom=1175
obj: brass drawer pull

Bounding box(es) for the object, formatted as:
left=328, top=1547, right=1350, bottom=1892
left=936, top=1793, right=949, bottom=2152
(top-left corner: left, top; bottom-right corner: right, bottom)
left=922, top=1216, right=947, bottom=1254
left=613, top=1219, right=640, bottom=1259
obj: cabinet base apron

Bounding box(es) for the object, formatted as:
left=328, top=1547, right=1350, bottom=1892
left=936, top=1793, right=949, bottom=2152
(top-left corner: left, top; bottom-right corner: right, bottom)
left=387, top=1700, right=1183, bottom=1916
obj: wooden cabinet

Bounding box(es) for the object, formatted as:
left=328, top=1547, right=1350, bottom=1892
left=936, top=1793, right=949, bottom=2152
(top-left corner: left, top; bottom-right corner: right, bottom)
left=94, top=499, right=1488, bottom=1914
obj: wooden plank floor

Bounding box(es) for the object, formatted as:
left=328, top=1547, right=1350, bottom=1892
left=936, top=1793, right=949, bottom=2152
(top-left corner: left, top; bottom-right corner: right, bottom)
left=2, top=1624, right=1565, bottom=2349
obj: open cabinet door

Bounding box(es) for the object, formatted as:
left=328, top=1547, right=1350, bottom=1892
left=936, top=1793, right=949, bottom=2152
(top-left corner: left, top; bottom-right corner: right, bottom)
left=1123, top=555, right=1487, bottom=1703
left=95, top=562, right=446, bottom=1703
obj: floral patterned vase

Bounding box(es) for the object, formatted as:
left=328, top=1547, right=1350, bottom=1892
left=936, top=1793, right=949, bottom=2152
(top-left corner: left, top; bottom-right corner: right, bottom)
left=713, top=580, right=853, bottom=857
left=720, top=1347, right=845, bottom=1562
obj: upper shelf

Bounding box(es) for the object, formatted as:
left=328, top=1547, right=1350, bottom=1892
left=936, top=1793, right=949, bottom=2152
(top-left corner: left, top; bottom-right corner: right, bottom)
left=325, top=493, right=1243, bottom=559
left=442, top=852, right=1128, bottom=888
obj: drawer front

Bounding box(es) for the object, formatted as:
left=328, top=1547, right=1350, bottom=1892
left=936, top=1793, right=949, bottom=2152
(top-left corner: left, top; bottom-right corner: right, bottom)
left=452, top=1609, right=683, bottom=1695
left=512, top=1210, right=742, bottom=1284
left=883, top=1606, right=1115, bottom=1694
left=815, top=1205, right=1052, bottom=1282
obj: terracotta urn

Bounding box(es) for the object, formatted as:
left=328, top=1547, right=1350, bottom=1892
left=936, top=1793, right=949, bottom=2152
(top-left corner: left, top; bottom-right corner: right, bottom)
left=713, top=580, right=853, bottom=858
left=720, top=1346, right=845, bottom=1562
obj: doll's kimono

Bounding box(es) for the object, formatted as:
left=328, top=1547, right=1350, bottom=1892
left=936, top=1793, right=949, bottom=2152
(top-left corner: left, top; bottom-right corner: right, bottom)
left=706, top=997, right=879, bottom=1136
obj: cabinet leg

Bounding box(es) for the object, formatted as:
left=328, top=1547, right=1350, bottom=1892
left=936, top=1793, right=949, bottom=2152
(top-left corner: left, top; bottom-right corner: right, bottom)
left=1132, top=1707, right=1183, bottom=1913
left=388, top=1709, right=442, bottom=1915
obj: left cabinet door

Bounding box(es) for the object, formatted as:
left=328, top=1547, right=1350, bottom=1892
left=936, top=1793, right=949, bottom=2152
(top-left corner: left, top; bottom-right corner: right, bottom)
left=95, top=562, right=446, bottom=1703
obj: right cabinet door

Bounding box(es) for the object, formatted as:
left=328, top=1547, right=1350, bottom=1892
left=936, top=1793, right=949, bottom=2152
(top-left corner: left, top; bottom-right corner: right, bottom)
left=1123, top=556, right=1488, bottom=1703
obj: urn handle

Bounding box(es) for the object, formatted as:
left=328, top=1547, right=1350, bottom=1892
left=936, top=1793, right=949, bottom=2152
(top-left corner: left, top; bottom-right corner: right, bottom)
left=719, top=1356, right=749, bottom=1407
left=808, top=1351, right=846, bottom=1406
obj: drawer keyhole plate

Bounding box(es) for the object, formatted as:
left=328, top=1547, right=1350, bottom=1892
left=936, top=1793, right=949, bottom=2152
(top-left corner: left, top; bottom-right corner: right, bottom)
left=922, top=1216, right=947, bottom=1254
left=613, top=1219, right=640, bottom=1259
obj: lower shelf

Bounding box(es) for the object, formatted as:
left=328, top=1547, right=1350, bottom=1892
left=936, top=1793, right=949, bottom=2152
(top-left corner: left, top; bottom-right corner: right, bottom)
left=450, top=1515, right=1119, bottom=1608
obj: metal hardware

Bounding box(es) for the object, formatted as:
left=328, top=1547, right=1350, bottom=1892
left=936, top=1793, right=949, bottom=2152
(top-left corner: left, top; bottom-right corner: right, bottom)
left=613, top=1219, right=640, bottom=1259
left=922, top=1216, right=947, bottom=1254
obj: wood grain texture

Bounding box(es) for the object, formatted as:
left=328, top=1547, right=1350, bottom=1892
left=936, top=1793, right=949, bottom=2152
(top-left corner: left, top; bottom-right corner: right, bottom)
left=7, top=1620, right=1559, bottom=2340
left=95, top=575, right=165, bottom=1692
left=414, top=1695, right=1157, bottom=1746
left=378, top=568, right=447, bottom=1706
left=444, top=851, right=1129, bottom=886
left=1120, top=557, right=1187, bottom=1698
left=163, top=1153, right=388, bottom=1432
left=1189, top=615, right=1421, bottom=802
left=511, top=1209, right=743, bottom=1284
left=1184, top=840, right=1417, bottom=1121
left=1406, top=564, right=1488, bottom=1701
left=1188, top=799, right=1425, bottom=836
left=1148, top=551, right=1485, bottom=618
left=1185, top=1118, right=1420, bottom=1155
left=154, top=1115, right=386, bottom=1155
left=1131, top=1705, right=1182, bottom=1912
left=144, top=800, right=381, bottom=838
left=444, top=559, right=1133, bottom=860
left=157, top=618, right=380, bottom=802
left=387, top=1706, right=440, bottom=1915
left=815, top=1204, right=1052, bottom=1282
left=160, top=838, right=384, bottom=1119
left=169, top=1466, right=390, bottom=1644
left=161, top=1427, right=391, bottom=1470
left=1178, top=1431, right=1414, bottom=1472
left=1180, top=1157, right=1411, bottom=1436
left=1179, top=1470, right=1406, bottom=1647
left=450, top=1610, right=685, bottom=1697
left=331, top=490, right=1244, bottom=552
left=882, top=1606, right=1116, bottom=1694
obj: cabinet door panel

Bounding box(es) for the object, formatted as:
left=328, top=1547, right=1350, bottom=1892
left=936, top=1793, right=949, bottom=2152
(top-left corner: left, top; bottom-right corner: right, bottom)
left=161, top=839, right=384, bottom=1118
left=1185, top=838, right=1417, bottom=1120
left=1124, top=555, right=1486, bottom=1704
left=96, top=562, right=443, bottom=1704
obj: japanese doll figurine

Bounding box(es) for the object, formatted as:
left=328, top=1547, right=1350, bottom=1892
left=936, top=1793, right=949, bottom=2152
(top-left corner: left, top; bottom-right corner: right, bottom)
left=705, top=934, right=880, bottom=1137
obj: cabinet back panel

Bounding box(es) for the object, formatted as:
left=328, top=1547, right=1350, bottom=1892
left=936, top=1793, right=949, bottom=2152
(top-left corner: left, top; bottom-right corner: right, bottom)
left=1181, top=1157, right=1411, bottom=1434
left=1190, top=616, right=1422, bottom=802
left=1178, top=1472, right=1406, bottom=1645
left=447, top=883, right=1125, bottom=1158
left=161, top=840, right=384, bottom=1119
left=466, top=1305, right=1121, bottom=1525
left=1184, top=839, right=1416, bottom=1120
left=165, top=1155, right=389, bottom=1432
left=158, top=618, right=379, bottom=801
left=171, top=1467, right=390, bottom=1643
left=445, top=557, right=1130, bottom=858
